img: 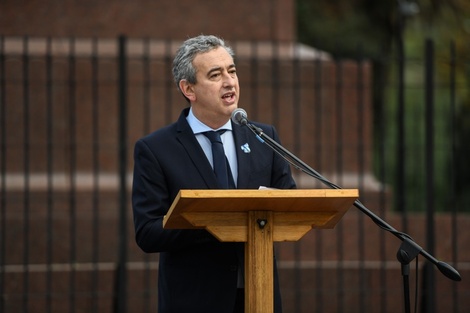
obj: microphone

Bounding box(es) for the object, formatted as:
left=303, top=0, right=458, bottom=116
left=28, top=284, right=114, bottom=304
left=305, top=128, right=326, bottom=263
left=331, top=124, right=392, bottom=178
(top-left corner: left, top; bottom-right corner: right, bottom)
left=231, top=108, right=248, bottom=126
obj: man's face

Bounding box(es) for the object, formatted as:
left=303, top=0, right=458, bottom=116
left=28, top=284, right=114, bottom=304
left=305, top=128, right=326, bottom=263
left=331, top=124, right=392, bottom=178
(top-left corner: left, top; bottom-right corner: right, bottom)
left=187, top=47, right=240, bottom=128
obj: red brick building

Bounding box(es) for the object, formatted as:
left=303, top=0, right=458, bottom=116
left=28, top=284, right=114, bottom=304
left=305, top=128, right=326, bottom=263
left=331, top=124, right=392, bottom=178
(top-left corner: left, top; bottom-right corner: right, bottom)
left=0, top=0, right=295, bottom=41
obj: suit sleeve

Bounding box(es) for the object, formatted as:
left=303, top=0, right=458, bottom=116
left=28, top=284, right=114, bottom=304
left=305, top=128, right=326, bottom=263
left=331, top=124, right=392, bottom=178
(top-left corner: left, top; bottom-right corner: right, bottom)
left=132, top=138, right=216, bottom=253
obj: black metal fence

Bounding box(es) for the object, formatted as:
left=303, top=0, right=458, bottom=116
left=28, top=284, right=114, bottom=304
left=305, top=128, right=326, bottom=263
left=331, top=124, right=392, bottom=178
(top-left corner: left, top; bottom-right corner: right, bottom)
left=0, top=35, right=469, bottom=313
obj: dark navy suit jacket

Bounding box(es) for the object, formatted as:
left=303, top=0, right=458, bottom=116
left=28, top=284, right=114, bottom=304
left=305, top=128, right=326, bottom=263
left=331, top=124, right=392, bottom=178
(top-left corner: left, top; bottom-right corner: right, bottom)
left=132, top=107, right=296, bottom=313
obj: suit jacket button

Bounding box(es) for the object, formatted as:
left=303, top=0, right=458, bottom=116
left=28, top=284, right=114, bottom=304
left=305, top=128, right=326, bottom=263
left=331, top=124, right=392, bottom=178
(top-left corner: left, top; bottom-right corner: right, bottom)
left=230, top=265, right=237, bottom=271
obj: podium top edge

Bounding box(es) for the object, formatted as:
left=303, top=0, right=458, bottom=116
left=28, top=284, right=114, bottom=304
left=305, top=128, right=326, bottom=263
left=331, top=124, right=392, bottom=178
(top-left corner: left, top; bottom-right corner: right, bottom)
left=177, top=189, right=359, bottom=199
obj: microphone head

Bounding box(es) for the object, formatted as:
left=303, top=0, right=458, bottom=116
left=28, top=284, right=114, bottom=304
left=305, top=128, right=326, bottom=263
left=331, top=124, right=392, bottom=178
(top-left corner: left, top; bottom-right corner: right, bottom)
left=231, top=108, right=248, bottom=126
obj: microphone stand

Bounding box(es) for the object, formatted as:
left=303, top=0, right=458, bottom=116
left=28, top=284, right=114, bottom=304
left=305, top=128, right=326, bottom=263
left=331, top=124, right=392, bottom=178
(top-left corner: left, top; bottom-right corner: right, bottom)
left=244, top=121, right=461, bottom=312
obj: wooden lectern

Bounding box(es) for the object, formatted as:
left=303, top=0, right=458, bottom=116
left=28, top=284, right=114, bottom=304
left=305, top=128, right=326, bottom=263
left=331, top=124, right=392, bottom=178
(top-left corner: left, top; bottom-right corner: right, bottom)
left=163, top=189, right=358, bottom=313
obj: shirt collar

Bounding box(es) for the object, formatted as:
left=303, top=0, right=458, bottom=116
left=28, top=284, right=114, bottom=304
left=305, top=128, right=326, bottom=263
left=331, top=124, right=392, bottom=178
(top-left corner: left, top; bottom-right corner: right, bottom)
left=187, top=107, right=232, bottom=134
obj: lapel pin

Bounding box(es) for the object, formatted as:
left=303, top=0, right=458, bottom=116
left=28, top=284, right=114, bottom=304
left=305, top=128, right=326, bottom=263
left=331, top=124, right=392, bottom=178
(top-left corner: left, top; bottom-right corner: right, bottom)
left=241, top=143, right=251, bottom=153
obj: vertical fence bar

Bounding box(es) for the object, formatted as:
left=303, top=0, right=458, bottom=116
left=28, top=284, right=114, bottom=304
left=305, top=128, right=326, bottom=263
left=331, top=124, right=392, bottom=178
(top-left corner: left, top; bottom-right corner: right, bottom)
left=376, top=49, right=389, bottom=313
left=45, top=36, right=54, bottom=313
left=164, top=39, right=173, bottom=124
left=91, top=37, right=100, bottom=313
left=271, top=42, right=280, bottom=127
left=143, top=37, right=151, bottom=136
left=422, top=38, right=436, bottom=313
left=355, top=45, right=366, bottom=313
left=0, top=35, right=5, bottom=313
left=449, top=40, right=458, bottom=313
left=292, top=43, right=303, bottom=313
left=335, top=58, right=345, bottom=313
left=67, top=37, right=77, bottom=313
left=396, top=11, right=407, bottom=226
left=115, top=34, right=128, bottom=313
left=313, top=57, right=323, bottom=188
left=249, top=41, right=259, bottom=121
left=21, top=35, right=31, bottom=313
left=292, top=45, right=301, bottom=169
left=313, top=56, right=324, bottom=313
left=142, top=37, right=152, bottom=313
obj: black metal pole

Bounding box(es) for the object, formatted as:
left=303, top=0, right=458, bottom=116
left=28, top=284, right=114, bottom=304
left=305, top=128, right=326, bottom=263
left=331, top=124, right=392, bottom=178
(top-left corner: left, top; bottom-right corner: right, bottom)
left=449, top=39, right=459, bottom=313
left=22, top=35, right=31, bottom=313
left=396, top=3, right=407, bottom=225
left=0, top=35, right=6, bottom=313
left=115, top=34, right=128, bottom=313
left=421, top=37, right=436, bottom=313
left=67, top=36, right=78, bottom=313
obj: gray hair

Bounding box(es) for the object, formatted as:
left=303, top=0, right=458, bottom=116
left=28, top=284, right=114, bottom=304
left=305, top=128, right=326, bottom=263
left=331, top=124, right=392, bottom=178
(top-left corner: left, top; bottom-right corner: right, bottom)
left=172, top=35, right=235, bottom=93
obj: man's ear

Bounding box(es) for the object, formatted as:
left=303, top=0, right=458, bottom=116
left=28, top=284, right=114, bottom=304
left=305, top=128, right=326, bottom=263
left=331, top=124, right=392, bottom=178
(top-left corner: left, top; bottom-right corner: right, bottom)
left=179, top=80, right=196, bottom=102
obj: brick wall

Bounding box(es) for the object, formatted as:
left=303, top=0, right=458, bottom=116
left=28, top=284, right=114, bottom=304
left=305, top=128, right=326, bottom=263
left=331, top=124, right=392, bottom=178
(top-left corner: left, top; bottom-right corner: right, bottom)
left=0, top=0, right=294, bottom=41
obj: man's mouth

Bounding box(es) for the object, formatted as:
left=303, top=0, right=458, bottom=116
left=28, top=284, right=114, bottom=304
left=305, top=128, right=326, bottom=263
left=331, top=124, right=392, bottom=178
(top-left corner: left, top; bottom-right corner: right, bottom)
left=222, top=93, right=234, bottom=100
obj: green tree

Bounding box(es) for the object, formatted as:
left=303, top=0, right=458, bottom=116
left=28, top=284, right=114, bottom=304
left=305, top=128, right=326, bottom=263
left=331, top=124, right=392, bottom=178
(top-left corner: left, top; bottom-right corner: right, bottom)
left=296, top=0, right=397, bottom=59
left=296, top=0, right=470, bottom=211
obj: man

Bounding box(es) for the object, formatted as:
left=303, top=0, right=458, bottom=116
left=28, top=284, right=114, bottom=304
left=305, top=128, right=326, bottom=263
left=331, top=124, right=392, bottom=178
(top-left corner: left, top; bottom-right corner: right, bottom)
left=132, top=35, right=296, bottom=313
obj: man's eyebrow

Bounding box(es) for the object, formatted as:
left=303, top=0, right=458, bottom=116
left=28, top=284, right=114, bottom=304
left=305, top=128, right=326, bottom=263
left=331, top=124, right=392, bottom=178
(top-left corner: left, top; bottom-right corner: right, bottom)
left=207, top=66, right=222, bottom=76
left=206, top=64, right=236, bottom=76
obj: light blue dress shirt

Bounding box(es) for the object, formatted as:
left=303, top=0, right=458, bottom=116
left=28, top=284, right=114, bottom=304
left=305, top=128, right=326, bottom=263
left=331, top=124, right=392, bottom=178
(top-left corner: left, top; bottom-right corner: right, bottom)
left=186, top=107, right=238, bottom=187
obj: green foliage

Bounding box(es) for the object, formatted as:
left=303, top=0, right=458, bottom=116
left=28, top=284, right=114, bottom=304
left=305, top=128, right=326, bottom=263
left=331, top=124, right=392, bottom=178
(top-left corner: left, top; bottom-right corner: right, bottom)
left=297, top=0, right=470, bottom=212
left=297, top=0, right=397, bottom=59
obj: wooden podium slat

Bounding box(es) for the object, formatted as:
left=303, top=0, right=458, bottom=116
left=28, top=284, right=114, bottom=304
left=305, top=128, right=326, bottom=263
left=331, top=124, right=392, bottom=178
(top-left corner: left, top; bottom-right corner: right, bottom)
left=181, top=211, right=338, bottom=242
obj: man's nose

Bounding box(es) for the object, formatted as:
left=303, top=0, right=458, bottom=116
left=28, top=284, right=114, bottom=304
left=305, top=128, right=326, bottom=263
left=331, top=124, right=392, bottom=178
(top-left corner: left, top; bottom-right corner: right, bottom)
left=222, top=72, right=236, bottom=86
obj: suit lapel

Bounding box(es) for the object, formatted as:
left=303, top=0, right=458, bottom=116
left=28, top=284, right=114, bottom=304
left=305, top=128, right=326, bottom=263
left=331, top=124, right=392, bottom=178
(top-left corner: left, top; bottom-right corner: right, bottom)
left=232, top=123, right=253, bottom=189
left=175, top=108, right=219, bottom=189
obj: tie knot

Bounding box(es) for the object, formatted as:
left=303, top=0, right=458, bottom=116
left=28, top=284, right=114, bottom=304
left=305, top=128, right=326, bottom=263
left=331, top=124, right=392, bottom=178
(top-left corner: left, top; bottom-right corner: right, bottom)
left=203, top=130, right=227, bottom=143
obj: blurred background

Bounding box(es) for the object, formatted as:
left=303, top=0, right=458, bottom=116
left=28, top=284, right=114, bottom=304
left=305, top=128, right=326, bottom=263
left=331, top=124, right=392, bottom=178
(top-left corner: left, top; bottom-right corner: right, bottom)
left=1, top=0, right=469, bottom=312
